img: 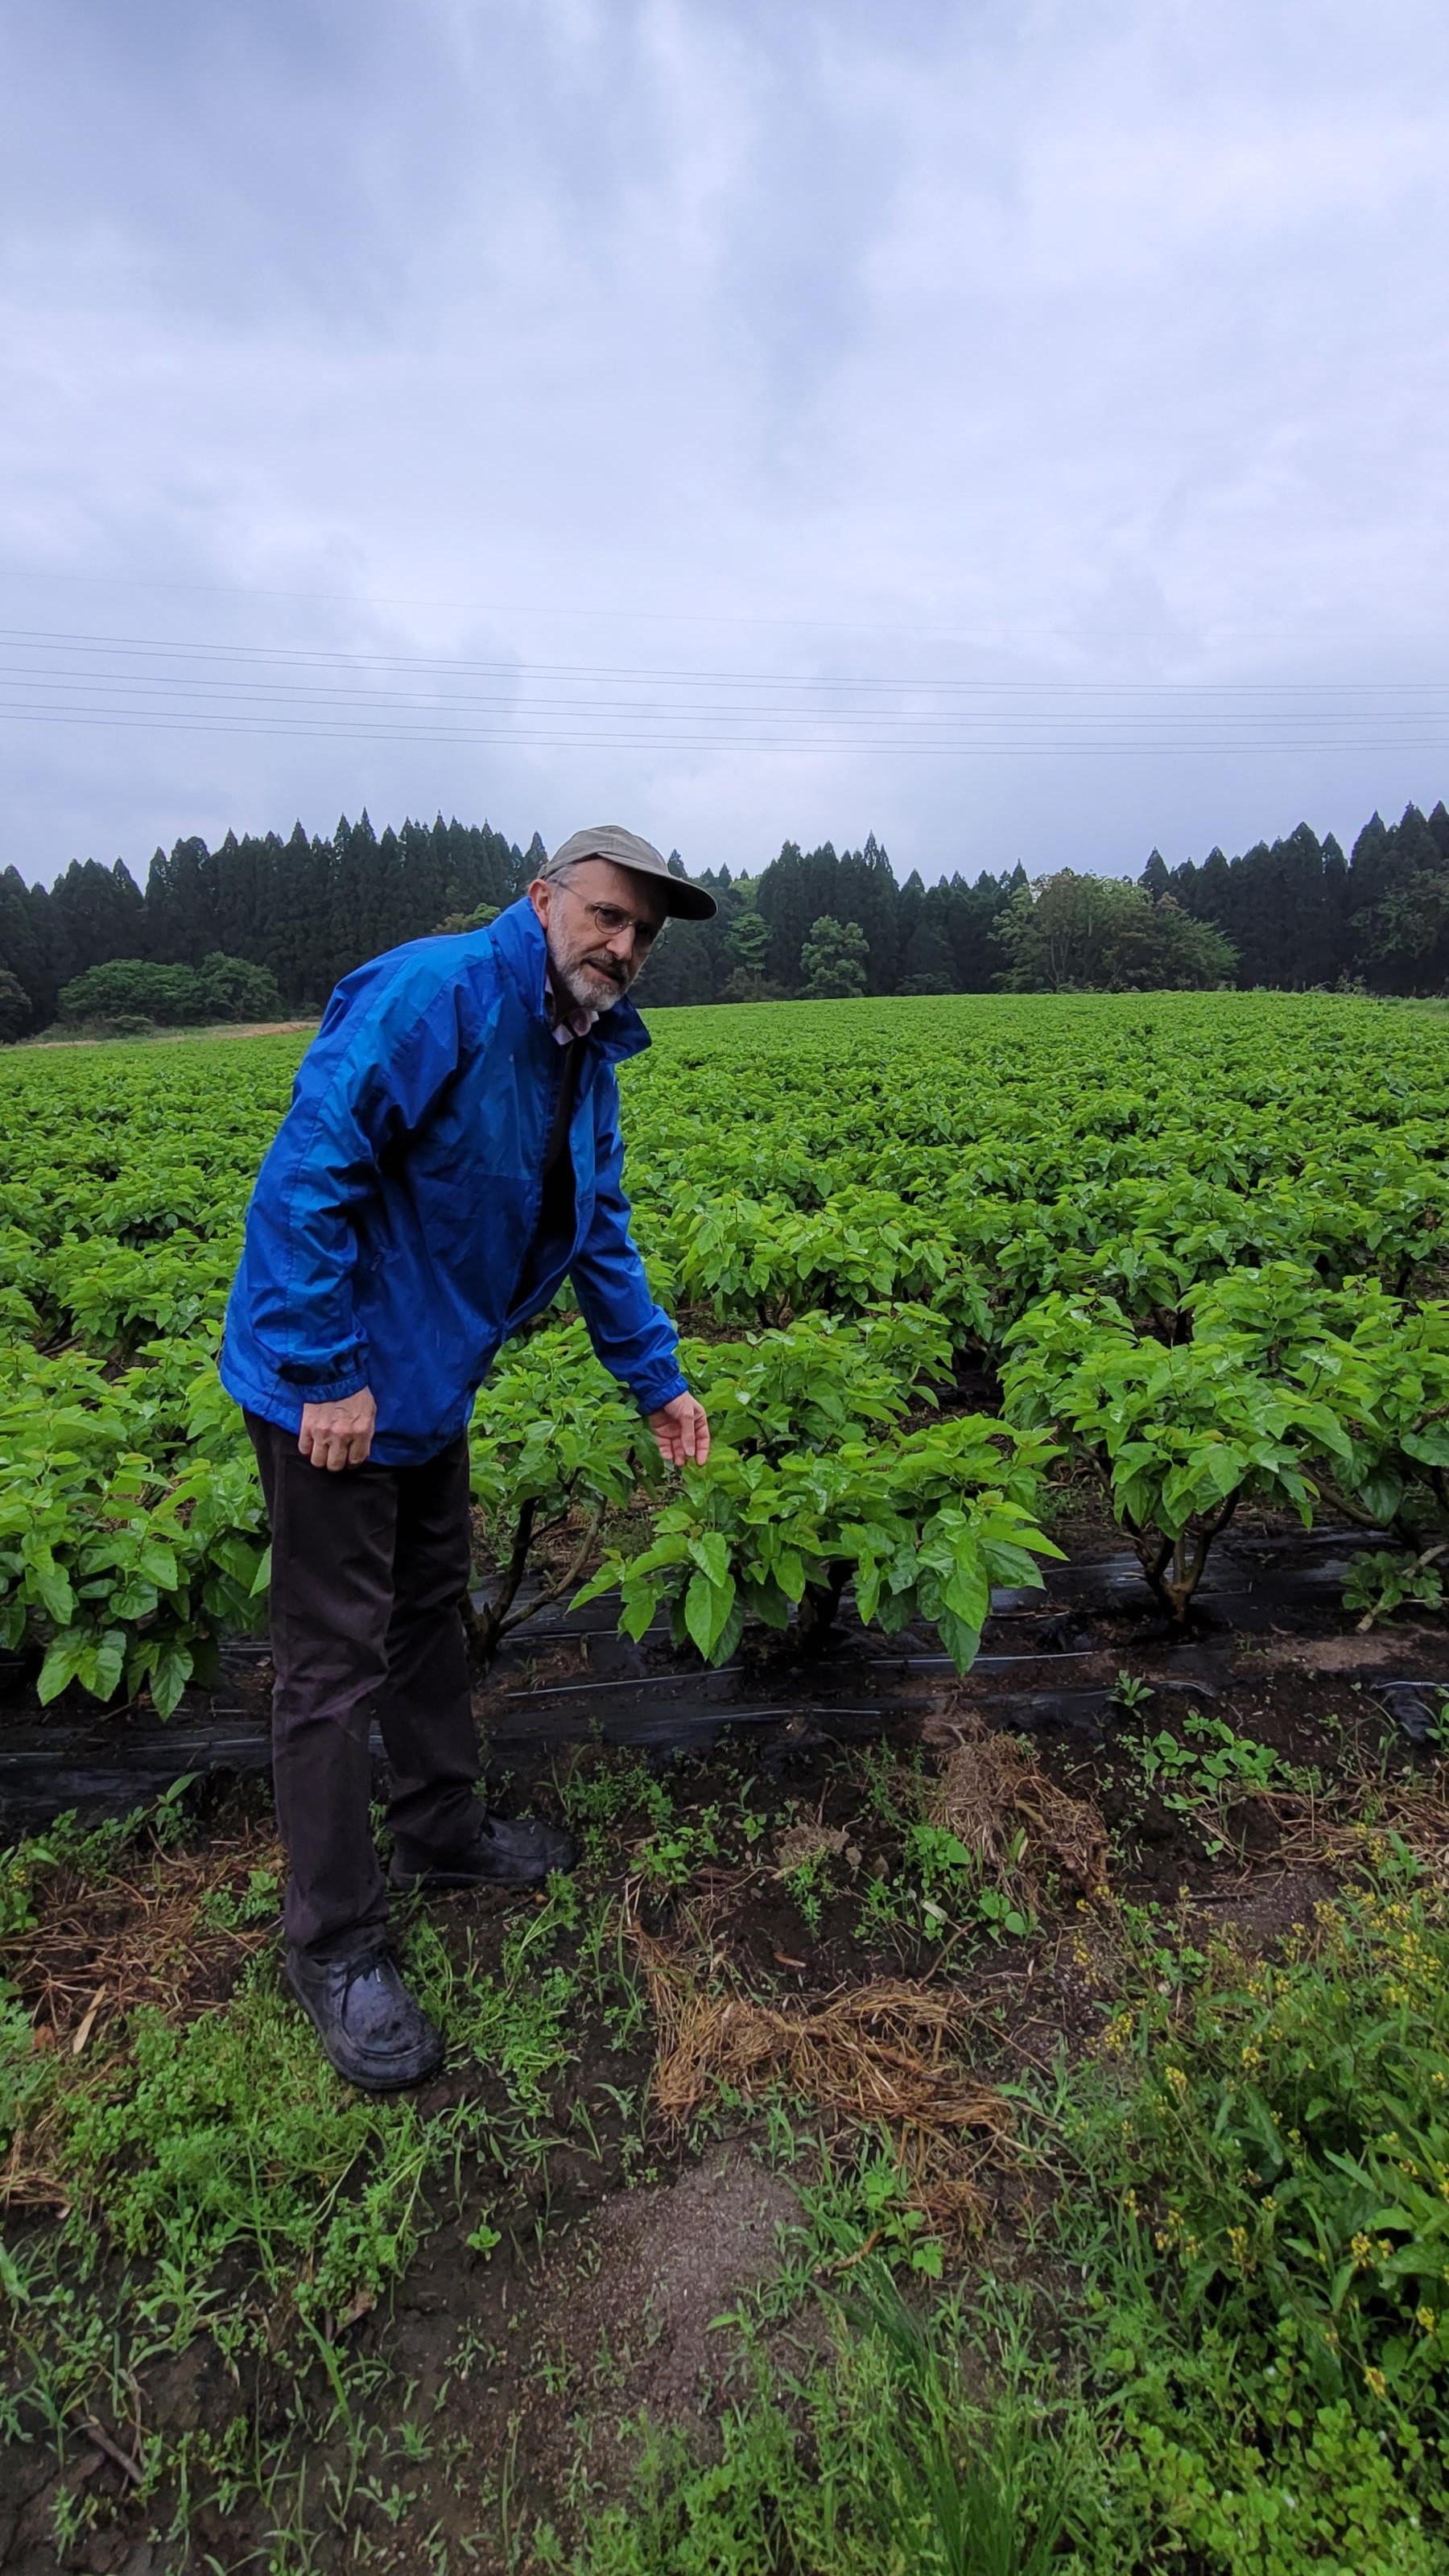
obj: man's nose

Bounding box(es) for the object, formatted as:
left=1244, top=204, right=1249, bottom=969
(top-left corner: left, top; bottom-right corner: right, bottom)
left=603, top=920, right=637, bottom=956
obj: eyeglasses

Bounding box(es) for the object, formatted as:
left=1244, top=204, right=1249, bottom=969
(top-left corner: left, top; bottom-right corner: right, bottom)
left=559, top=886, right=664, bottom=950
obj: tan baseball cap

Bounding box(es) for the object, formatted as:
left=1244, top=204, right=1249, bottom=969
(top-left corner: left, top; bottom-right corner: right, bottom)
left=541, top=824, right=717, bottom=922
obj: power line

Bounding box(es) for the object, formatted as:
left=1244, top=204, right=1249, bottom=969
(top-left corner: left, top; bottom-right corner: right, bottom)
left=6, top=668, right=1447, bottom=734
left=2, top=621, right=1447, bottom=759
left=0, top=564, right=1157, bottom=646
left=1, top=625, right=1445, bottom=695
left=3, top=701, right=1446, bottom=756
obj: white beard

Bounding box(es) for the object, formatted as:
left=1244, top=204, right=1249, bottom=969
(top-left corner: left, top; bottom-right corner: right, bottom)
left=550, top=943, right=628, bottom=1013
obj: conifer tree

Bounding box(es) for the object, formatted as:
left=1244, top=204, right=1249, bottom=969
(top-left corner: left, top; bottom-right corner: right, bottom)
left=0, top=865, right=47, bottom=1015
left=14, top=791, right=1449, bottom=1014
left=757, top=841, right=810, bottom=988
left=0, top=967, right=30, bottom=1041
left=898, top=902, right=956, bottom=994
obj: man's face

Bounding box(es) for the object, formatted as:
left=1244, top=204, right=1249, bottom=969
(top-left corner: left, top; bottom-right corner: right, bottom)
left=529, top=856, right=667, bottom=1012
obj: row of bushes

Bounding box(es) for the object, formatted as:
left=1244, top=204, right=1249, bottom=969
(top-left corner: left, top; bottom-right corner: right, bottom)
left=0, top=954, right=286, bottom=1042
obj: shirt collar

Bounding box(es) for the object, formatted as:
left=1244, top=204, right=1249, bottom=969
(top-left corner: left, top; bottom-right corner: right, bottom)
left=544, top=973, right=600, bottom=1047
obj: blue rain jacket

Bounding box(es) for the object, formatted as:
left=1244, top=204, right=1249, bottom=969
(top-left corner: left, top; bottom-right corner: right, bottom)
left=219, top=898, right=687, bottom=1464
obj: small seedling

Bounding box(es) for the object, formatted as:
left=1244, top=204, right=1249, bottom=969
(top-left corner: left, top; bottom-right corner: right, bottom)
left=782, top=1852, right=832, bottom=1936
left=973, top=1885, right=1036, bottom=1942
left=634, top=1805, right=723, bottom=1888
left=1112, top=1670, right=1155, bottom=1714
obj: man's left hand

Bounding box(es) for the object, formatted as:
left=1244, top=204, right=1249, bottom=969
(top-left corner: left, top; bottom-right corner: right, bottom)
left=647, top=1393, right=711, bottom=1466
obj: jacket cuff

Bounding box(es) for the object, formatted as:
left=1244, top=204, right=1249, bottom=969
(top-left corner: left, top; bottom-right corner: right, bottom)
left=629, top=1359, right=689, bottom=1417
left=275, top=1364, right=371, bottom=1405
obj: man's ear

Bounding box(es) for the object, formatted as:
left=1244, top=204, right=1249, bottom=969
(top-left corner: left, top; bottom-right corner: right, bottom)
left=528, top=880, right=550, bottom=927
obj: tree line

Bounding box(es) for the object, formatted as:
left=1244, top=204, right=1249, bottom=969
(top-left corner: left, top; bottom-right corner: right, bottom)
left=642, top=800, right=1449, bottom=1004
left=0, top=815, right=539, bottom=1032
left=1, top=797, right=1447, bottom=1031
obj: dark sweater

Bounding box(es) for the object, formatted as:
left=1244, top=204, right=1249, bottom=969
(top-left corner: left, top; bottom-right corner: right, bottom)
left=514, top=1035, right=584, bottom=1306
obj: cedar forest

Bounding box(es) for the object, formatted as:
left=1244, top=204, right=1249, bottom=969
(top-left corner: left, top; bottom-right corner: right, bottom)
left=2, top=795, right=1449, bottom=1034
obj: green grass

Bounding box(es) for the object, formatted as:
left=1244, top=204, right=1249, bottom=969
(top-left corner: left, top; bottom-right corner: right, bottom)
left=8, top=1756, right=1449, bottom=2570
left=0, top=1805, right=647, bottom=2568
left=555, top=1852, right=1449, bottom=2576
left=539, top=2283, right=1090, bottom=2576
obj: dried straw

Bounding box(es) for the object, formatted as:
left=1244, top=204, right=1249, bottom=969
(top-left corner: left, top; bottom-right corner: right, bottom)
left=773, top=1821, right=852, bottom=1877
left=1252, top=1778, right=1449, bottom=1880
left=924, top=1711, right=1110, bottom=1902
left=2, top=1823, right=280, bottom=2212
left=627, top=1910, right=1012, bottom=2242
left=6, top=1828, right=279, bottom=2041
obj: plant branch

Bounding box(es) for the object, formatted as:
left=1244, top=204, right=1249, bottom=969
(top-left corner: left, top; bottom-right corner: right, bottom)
left=497, top=1507, right=608, bottom=1641
left=464, top=1495, right=538, bottom=1671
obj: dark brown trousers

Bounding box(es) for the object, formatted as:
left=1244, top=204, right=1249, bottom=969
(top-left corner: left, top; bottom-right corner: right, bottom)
left=246, top=1414, right=481, bottom=1960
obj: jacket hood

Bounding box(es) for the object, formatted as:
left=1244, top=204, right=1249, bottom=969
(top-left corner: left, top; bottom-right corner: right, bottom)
left=487, top=897, right=652, bottom=1067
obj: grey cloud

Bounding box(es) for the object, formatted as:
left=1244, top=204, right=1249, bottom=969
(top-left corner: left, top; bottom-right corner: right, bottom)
left=2, top=0, right=1449, bottom=889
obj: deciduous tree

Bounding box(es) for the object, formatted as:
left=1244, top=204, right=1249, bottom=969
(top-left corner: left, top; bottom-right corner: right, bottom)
left=800, top=915, right=869, bottom=999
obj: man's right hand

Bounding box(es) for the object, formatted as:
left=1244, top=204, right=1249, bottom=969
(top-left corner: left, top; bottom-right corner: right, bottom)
left=299, top=1386, right=377, bottom=1472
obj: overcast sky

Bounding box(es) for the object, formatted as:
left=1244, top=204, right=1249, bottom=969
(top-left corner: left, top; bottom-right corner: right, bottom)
left=3, top=0, right=1448, bottom=890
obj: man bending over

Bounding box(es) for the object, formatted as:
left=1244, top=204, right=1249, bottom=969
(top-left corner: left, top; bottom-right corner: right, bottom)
left=220, top=828, right=714, bottom=2090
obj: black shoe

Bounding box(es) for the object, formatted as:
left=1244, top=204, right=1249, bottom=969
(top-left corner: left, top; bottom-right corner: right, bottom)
left=285, top=1946, right=444, bottom=2091
left=389, top=1811, right=577, bottom=1893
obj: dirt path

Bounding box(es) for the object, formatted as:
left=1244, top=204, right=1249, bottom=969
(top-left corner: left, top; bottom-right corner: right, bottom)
left=15, top=1018, right=317, bottom=1051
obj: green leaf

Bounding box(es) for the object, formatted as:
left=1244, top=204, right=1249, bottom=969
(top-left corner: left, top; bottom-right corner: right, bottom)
left=772, top=1546, right=808, bottom=1604
left=32, top=1559, right=75, bottom=1626
left=147, top=1637, right=195, bottom=1719
left=570, top=1563, right=619, bottom=1612
left=683, top=1568, right=737, bottom=1662
left=854, top=1558, right=884, bottom=1624
left=712, top=1592, right=748, bottom=1666
left=876, top=1591, right=916, bottom=1635
left=109, top=1577, right=160, bottom=1622
left=934, top=1608, right=983, bottom=1674
left=81, top=1628, right=127, bottom=1701
left=1351, top=1469, right=1406, bottom=1525
left=742, top=1576, right=791, bottom=1630
left=1403, top=1426, right=1449, bottom=1468
left=939, top=1554, right=990, bottom=1633
left=687, top=1530, right=731, bottom=1588
left=981, top=1538, right=1054, bottom=1587
left=618, top=1581, right=663, bottom=1642
left=38, top=1627, right=90, bottom=1703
